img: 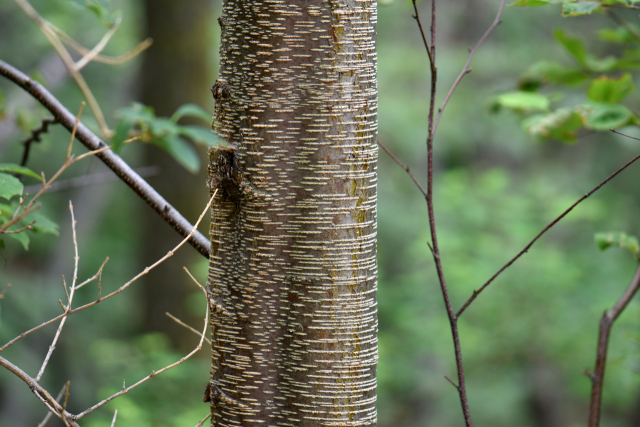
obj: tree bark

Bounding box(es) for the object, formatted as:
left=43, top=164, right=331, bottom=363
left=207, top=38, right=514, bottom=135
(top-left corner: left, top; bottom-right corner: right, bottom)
left=207, top=0, right=378, bottom=425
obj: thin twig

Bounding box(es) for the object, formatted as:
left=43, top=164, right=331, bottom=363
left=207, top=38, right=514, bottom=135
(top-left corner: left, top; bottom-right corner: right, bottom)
left=0, top=103, right=87, bottom=235
left=0, top=356, right=79, bottom=427
left=74, top=256, right=212, bottom=419
left=432, top=0, right=505, bottom=137
left=73, top=17, right=122, bottom=71
left=606, top=3, right=640, bottom=11
left=457, top=149, right=640, bottom=318
left=36, top=202, right=80, bottom=382
left=0, top=59, right=211, bottom=258
left=166, top=312, right=212, bottom=345
left=75, top=257, right=109, bottom=290
left=411, top=0, right=433, bottom=64
left=110, top=409, right=118, bottom=427
left=0, top=190, right=216, bottom=354
left=194, top=413, right=211, bottom=427
left=588, top=263, right=640, bottom=427
left=13, top=0, right=112, bottom=137
left=0, top=284, right=11, bottom=299
left=20, top=117, right=59, bottom=167
left=377, top=140, right=428, bottom=198
left=51, top=24, right=153, bottom=66
left=37, top=383, right=67, bottom=427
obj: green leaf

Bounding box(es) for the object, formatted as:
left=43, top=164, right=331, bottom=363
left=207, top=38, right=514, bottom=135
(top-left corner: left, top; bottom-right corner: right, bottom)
left=522, top=108, right=583, bottom=141
left=510, top=0, right=553, bottom=6
left=0, top=173, right=23, bottom=201
left=178, top=125, right=221, bottom=147
left=7, top=230, right=29, bottom=250
left=578, top=102, right=635, bottom=130
left=492, top=91, right=550, bottom=113
left=599, top=26, right=640, bottom=44
left=170, top=104, right=212, bottom=123
left=24, top=211, right=59, bottom=236
left=0, top=164, right=40, bottom=180
left=71, top=0, right=119, bottom=26
left=110, top=119, right=132, bottom=153
left=562, top=1, right=602, bottom=16
left=587, top=73, right=634, bottom=103
left=152, top=135, right=200, bottom=173
left=554, top=28, right=588, bottom=66
left=595, top=231, right=640, bottom=258
left=521, top=60, right=588, bottom=86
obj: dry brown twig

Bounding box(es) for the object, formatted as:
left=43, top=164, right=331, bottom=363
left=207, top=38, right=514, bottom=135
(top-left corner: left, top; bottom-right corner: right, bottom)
left=195, top=413, right=212, bottom=427
left=0, top=190, right=217, bottom=423
left=12, top=0, right=152, bottom=138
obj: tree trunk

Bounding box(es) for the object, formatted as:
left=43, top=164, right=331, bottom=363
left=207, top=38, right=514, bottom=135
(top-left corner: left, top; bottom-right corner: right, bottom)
left=206, top=0, right=378, bottom=425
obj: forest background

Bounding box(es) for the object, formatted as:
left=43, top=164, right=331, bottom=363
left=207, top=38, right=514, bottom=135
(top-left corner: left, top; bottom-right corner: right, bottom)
left=0, top=0, right=639, bottom=426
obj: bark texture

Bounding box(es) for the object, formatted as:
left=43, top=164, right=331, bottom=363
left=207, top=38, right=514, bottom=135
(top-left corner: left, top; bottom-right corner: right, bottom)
left=207, top=0, right=378, bottom=425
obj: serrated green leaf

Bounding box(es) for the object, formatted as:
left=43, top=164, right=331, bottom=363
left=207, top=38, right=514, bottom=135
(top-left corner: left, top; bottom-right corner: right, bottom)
left=0, top=164, right=40, bottom=180
left=0, top=173, right=23, bottom=201
left=587, top=73, right=634, bottom=103
left=579, top=102, right=635, bottom=130
left=152, top=135, right=200, bottom=173
left=493, top=91, right=550, bottom=112
left=562, top=1, right=602, bottom=16
left=170, top=104, right=212, bottom=124
left=522, top=108, right=583, bottom=141
left=595, top=231, right=640, bottom=258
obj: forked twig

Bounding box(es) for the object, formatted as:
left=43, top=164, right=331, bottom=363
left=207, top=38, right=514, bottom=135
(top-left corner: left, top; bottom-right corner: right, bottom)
left=378, top=140, right=428, bottom=198
left=587, top=263, right=640, bottom=427
left=166, top=312, right=212, bottom=345
left=74, top=264, right=211, bottom=419
left=432, top=0, right=506, bottom=136
left=0, top=190, right=217, bottom=354
left=35, top=202, right=80, bottom=382
left=37, top=383, right=68, bottom=427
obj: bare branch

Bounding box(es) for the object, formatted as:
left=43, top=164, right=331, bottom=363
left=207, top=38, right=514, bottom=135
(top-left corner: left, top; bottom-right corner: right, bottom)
left=378, top=140, right=428, bottom=199
left=110, top=409, right=118, bottom=427
left=0, top=59, right=211, bottom=258
left=432, top=0, right=505, bottom=137
left=37, top=383, right=67, bottom=427
left=20, top=117, right=59, bottom=167
left=74, top=247, right=212, bottom=419
left=36, top=202, right=80, bottom=381
left=0, top=190, right=216, bottom=354
left=457, top=150, right=640, bottom=318
left=74, top=17, right=122, bottom=71
left=166, top=312, right=212, bottom=345
left=194, top=413, right=211, bottom=427
left=0, top=356, right=79, bottom=427
left=588, top=263, right=640, bottom=427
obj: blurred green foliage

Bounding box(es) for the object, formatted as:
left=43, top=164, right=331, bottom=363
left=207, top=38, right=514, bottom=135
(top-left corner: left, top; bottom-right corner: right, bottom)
left=0, top=0, right=639, bottom=426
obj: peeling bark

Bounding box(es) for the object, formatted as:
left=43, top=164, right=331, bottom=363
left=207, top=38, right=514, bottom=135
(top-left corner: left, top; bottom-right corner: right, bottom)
left=207, top=0, right=378, bottom=425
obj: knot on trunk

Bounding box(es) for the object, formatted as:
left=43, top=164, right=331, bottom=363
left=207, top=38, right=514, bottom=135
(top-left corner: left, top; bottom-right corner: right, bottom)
left=208, top=146, right=244, bottom=201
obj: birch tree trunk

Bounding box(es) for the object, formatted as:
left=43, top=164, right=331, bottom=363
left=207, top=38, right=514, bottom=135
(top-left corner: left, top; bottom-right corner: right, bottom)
left=206, top=0, right=378, bottom=425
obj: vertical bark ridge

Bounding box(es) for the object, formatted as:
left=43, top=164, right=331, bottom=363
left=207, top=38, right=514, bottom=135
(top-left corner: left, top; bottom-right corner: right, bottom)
left=207, top=0, right=377, bottom=425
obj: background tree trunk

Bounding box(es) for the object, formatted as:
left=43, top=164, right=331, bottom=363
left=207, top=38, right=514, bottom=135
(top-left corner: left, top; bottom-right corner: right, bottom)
left=139, top=0, right=215, bottom=347
left=207, top=0, right=379, bottom=425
